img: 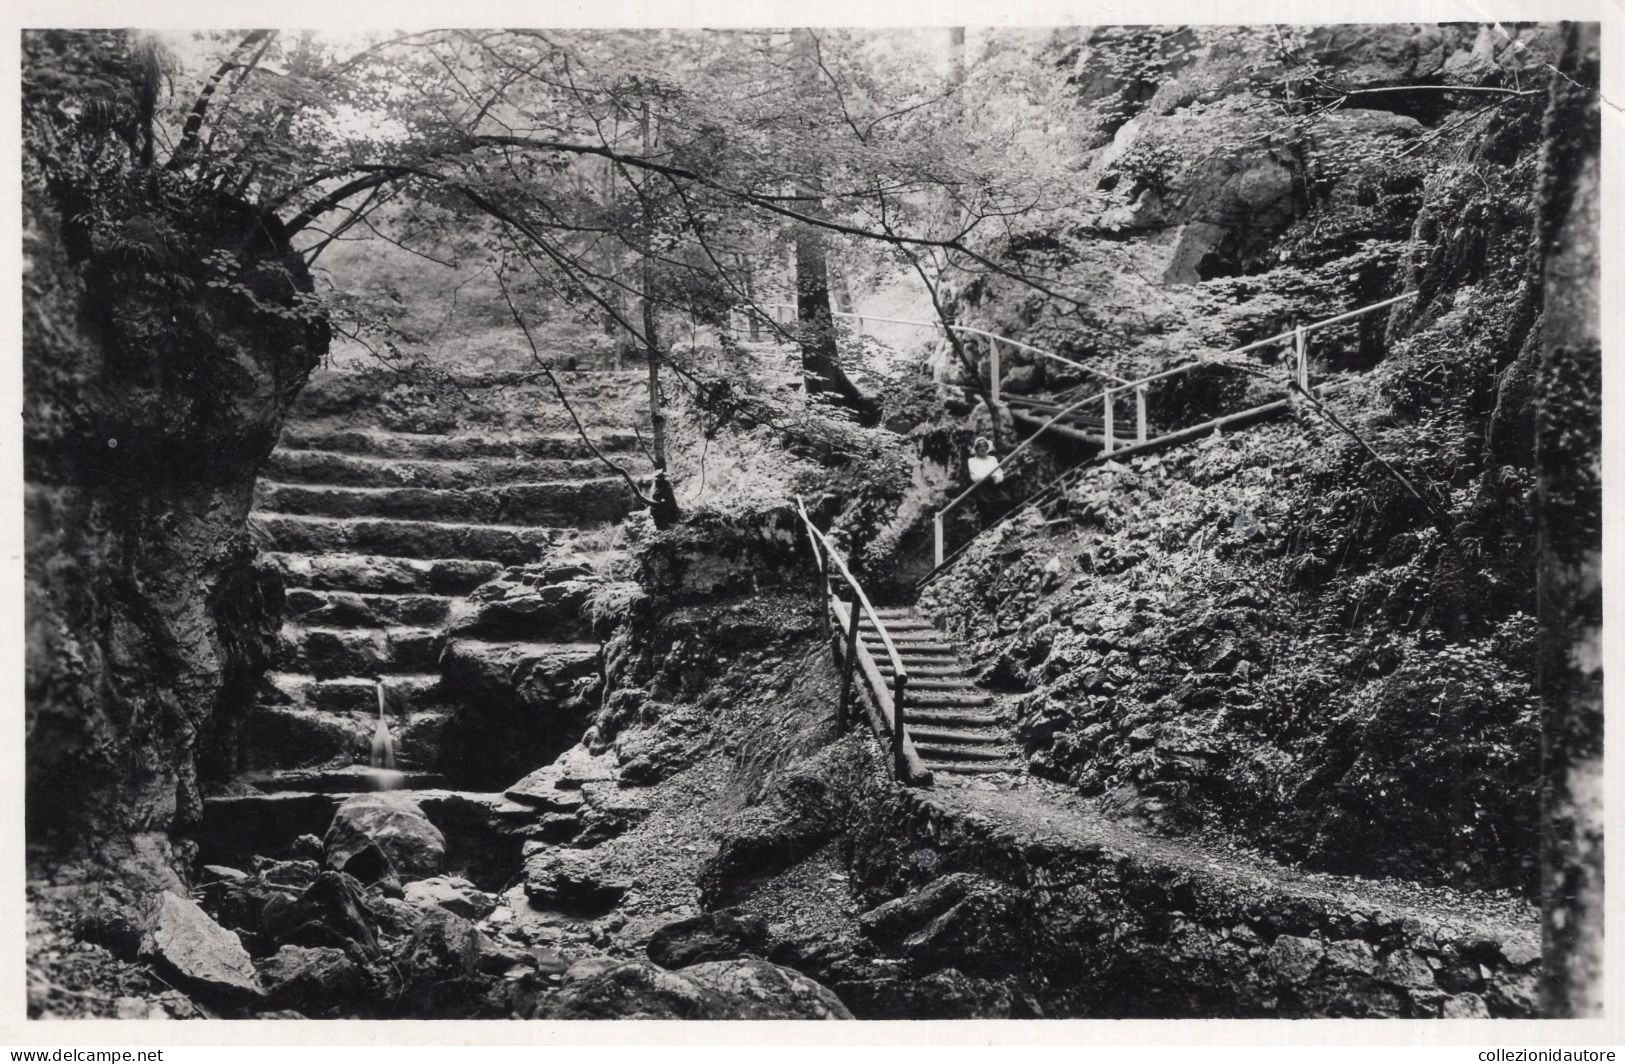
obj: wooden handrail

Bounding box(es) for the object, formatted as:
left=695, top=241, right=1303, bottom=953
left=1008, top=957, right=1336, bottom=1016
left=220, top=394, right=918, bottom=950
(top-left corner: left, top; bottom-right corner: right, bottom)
left=748, top=303, right=1131, bottom=386
left=925, top=291, right=1418, bottom=569
left=795, top=497, right=907, bottom=679
left=793, top=496, right=931, bottom=786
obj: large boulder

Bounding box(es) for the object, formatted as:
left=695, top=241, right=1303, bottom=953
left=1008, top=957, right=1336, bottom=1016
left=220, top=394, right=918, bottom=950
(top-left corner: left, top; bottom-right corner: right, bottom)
left=547, top=959, right=850, bottom=1020
left=646, top=910, right=773, bottom=970
left=858, top=873, right=1027, bottom=977
left=259, top=945, right=370, bottom=1014
left=394, top=908, right=485, bottom=1013
left=523, top=847, right=631, bottom=914
left=262, top=871, right=379, bottom=956
left=680, top=959, right=853, bottom=1020
left=323, top=794, right=446, bottom=882
left=832, top=968, right=1016, bottom=1020
left=138, top=891, right=263, bottom=1002
left=403, top=876, right=498, bottom=921
left=437, top=640, right=601, bottom=789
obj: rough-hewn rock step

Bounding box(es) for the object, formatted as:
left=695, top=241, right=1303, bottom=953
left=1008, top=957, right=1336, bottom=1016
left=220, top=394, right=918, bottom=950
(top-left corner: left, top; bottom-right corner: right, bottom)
left=267, top=449, right=623, bottom=489
left=268, top=552, right=502, bottom=596
left=253, top=513, right=558, bottom=564
left=262, top=670, right=443, bottom=712
left=279, top=428, right=643, bottom=462
left=440, top=639, right=600, bottom=703
left=245, top=765, right=450, bottom=793
left=912, top=739, right=1016, bottom=762
left=285, top=587, right=457, bottom=628
left=241, top=704, right=452, bottom=771
left=275, top=625, right=445, bottom=677
left=200, top=789, right=545, bottom=885
left=256, top=478, right=637, bottom=526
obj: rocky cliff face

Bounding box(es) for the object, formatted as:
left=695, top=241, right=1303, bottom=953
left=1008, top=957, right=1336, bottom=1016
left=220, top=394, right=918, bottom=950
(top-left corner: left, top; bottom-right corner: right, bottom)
left=23, top=33, right=328, bottom=865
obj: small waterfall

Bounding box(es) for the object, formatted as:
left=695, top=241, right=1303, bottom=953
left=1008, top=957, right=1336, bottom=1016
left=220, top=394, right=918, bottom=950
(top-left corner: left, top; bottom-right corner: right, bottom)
left=369, top=679, right=404, bottom=790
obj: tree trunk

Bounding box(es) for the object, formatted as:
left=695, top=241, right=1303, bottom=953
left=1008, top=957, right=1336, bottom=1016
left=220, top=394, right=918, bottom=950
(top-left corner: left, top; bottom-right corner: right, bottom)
left=638, top=101, right=678, bottom=528
left=792, top=29, right=877, bottom=423
left=1534, top=21, right=1602, bottom=1019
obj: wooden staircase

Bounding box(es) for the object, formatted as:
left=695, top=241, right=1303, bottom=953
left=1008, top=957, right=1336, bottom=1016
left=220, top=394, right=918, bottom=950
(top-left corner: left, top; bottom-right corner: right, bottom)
left=859, top=606, right=1021, bottom=778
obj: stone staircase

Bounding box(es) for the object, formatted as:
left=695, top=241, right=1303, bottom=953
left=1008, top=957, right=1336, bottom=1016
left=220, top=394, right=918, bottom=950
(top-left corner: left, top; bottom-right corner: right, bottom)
left=861, top=606, right=1021, bottom=779
left=224, top=370, right=652, bottom=797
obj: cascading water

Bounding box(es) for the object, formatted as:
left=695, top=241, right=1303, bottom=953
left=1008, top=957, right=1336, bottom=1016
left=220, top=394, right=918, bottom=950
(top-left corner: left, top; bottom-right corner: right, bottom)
left=369, top=679, right=404, bottom=790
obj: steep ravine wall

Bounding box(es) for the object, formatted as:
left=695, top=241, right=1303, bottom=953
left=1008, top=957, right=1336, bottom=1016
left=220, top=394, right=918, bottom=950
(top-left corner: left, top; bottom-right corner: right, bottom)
left=841, top=775, right=1540, bottom=1018
left=23, top=153, right=327, bottom=873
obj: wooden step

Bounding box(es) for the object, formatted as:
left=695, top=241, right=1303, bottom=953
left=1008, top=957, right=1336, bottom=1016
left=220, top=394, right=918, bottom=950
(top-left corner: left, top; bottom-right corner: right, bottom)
left=887, top=677, right=982, bottom=692
left=906, top=690, right=994, bottom=708
left=905, top=707, right=1003, bottom=727
left=912, top=740, right=1016, bottom=762
left=875, top=664, right=973, bottom=679
left=906, top=726, right=1008, bottom=745
left=922, top=760, right=1024, bottom=776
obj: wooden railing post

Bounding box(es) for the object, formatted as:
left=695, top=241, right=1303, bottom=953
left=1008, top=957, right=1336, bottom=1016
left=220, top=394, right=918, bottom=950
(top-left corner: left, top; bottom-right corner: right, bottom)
left=837, top=590, right=861, bottom=736
left=933, top=512, right=945, bottom=569
left=1101, top=388, right=1115, bottom=455
left=817, top=543, right=831, bottom=640
left=989, top=338, right=1001, bottom=407
left=892, top=673, right=909, bottom=782
left=1135, top=384, right=1148, bottom=444
left=1295, top=325, right=1309, bottom=394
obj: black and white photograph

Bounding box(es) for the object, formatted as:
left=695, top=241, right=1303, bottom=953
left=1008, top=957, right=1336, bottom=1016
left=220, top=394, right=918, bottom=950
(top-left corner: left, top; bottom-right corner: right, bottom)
left=15, top=7, right=1608, bottom=1036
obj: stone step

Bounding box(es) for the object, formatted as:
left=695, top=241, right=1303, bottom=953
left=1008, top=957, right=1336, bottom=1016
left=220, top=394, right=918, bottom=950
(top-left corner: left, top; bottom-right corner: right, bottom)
left=256, top=478, right=639, bottom=527
left=285, top=587, right=457, bottom=628
left=266, top=449, right=633, bottom=490
left=244, top=765, right=451, bottom=793
left=252, top=513, right=558, bottom=565
left=921, top=759, right=1024, bottom=776
left=267, top=553, right=502, bottom=596
left=279, top=428, right=644, bottom=462
left=275, top=625, right=445, bottom=678
left=906, top=725, right=1008, bottom=745
left=241, top=704, right=452, bottom=771
left=261, top=671, right=443, bottom=713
